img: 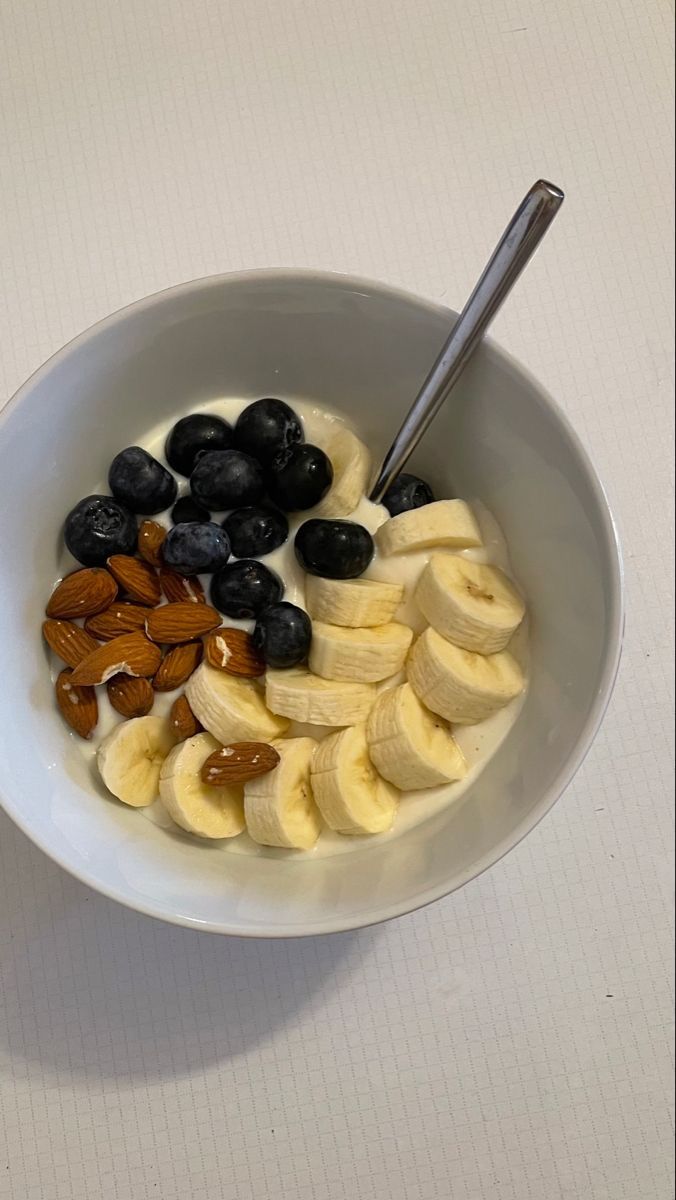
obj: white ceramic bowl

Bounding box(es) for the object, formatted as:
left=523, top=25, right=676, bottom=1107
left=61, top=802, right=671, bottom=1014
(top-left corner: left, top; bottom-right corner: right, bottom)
left=0, top=271, right=623, bottom=936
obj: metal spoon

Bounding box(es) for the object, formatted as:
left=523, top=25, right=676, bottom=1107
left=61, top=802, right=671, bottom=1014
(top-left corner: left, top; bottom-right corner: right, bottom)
left=369, top=179, right=564, bottom=503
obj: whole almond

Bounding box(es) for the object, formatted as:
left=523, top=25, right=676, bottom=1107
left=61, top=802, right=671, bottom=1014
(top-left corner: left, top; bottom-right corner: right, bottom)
left=107, top=674, right=155, bottom=718
left=55, top=669, right=98, bottom=739
left=107, top=555, right=161, bottom=606
left=70, top=631, right=162, bottom=686
left=46, top=568, right=117, bottom=619
left=153, top=642, right=203, bottom=692
left=200, top=741, right=280, bottom=785
left=145, top=602, right=221, bottom=645
left=170, top=694, right=202, bottom=741
left=159, top=565, right=206, bottom=605
left=204, top=627, right=265, bottom=677
left=43, top=619, right=100, bottom=668
left=138, top=520, right=166, bottom=568
left=84, top=603, right=152, bottom=641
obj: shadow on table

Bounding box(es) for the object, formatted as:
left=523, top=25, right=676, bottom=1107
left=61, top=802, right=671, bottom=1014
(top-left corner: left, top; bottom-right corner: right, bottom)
left=0, top=815, right=382, bottom=1083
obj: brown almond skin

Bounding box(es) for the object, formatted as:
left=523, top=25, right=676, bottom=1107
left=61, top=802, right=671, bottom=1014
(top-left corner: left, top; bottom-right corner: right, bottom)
left=42, top=619, right=100, bottom=668
left=159, top=566, right=206, bottom=605
left=107, top=555, right=162, bottom=606
left=55, top=669, right=98, bottom=739
left=107, top=674, right=155, bottom=718
left=204, top=627, right=266, bottom=677
left=46, top=568, right=117, bottom=619
left=153, top=642, right=203, bottom=692
left=84, top=603, right=153, bottom=641
left=170, top=694, right=202, bottom=741
left=200, top=742, right=280, bottom=785
left=70, top=631, right=162, bottom=686
left=145, top=602, right=221, bottom=645
left=138, top=520, right=166, bottom=568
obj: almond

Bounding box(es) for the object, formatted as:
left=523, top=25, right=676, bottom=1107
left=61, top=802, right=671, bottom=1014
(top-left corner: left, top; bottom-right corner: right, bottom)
left=55, top=669, right=98, bottom=739
left=84, top=603, right=153, bottom=641
left=170, top=694, right=202, bottom=741
left=153, top=642, right=203, bottom=692
left=46, top=568, right=117, bottom=619
left=145, top=602, right=221, bottom=645
left=200, top=741, right=280, bottom=785
left=138, top=520, right=166, bottom=568
left=42, top=619, right=100, bottom=668
left=70, top=631, right=162, bottom=686
left=204, top=627, right=265, bottom=677
left=107, top=555, right=162, bottom=606
left=159, top=565, right=206, bottom=605
left=107, top=674, right=155, bottom=718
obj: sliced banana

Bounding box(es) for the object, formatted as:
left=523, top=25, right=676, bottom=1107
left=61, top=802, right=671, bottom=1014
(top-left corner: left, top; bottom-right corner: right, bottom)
left=159, top=732, right=245, bottom=838
left=407, top=626, right=524, bottom=724
left=366, top=682, right=466, bottom=790
left=244, top=737, right=321, bottom=849
left=314, top=424, right=371, bottom=518
left=311, top=724, right=398, bottom=835
left=97, top=715, right=175, bottom=807
left=375, top=499, right=482, bottom=556
left=186, top=663, right=289, bottom=743
left=265, top=667, right=377, bottom=726
left=414, top=555, right=525, bottom=653
left=305, top=575, right=404, bottom=627
left=309, top=621, right=413, bottom=683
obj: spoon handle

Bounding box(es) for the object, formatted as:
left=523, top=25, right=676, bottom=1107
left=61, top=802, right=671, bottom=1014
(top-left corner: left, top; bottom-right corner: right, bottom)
left=369, top=179, right=564, bottom=503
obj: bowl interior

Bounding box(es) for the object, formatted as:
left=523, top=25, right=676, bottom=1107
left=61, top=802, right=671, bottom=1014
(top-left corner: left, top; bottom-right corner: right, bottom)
left=0, top=272, right=622, bottom=935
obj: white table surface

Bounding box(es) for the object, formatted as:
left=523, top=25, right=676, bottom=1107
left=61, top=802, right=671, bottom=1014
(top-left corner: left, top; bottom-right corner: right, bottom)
left=0, top=2, right=673, bottom=1197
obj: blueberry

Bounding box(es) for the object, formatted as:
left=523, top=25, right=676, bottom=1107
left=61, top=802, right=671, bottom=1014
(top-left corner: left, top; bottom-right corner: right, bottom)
left=64, top=494, right=137, bottom=566
left=267, top=444, right=333, bottom=511
left=253, top=602, right=312, bottom=668
left=234, top=398, right=303, bottom=466
left=223, top=505, right=288, bottom=558
left=171, top=495, right=211, bottom=524
left=163, top=522, right=230, bottom=576
left=382, top=473, right=435, bottom=516
left=165, top=414, right=234, bottom=476
left=108, top=446, right=177, bottom=515
left=210, top=560, right=283, bottom=619
left=190, top=450, right=265, bottom=510
left=294, top=519, right=374, bottom=579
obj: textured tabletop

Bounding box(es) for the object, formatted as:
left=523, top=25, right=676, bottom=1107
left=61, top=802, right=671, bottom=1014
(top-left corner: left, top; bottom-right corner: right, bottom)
left=0, top=2, right=674, bottom=1197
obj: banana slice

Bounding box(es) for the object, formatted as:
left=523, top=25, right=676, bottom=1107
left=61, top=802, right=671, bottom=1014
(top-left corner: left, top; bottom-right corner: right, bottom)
left=186, top=663, right=290, bottom=743
left=407, top=626, right=524, bottom=724
left=366, top=682, right=466, bottom=789
left=375, top=499, right=482, bottom=556
left=415, top=555, right=525, bottom=653
left=97, top=715, right=174, bottom=807
left=311, top=724, right=398, bottom=835
left=244, top=737, right=321, bottom=849
left=265, top=667, right=377, bottom=725
left=159, top=732, right=245, bottom=838
left=309, top=621, right=413, bottom=683
left=314, top=425, right=371, bottom=517
left=305, top=575, right=404, bottom=627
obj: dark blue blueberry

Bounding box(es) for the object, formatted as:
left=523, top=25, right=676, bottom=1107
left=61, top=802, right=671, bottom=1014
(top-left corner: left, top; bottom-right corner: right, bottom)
left=64, top=494, right=137, bottom=567
left=294, top=519, right=374, bottom=579
left=382, top=473, right=435, bottom=517
left=223, top=505, right=288, bottom=558
left=108, top=446, right=177, bottom=515
left=234, top=398, right=303, bottom=466
left=210, top=560, right=283, bottom=619
left=191, top=450, right=264, bottom=511
left=165, top=414, right=234, bottom=476
left=253, top=602, right=312, bottom=669
left=162, top=522, right=230, bottom=576
left=171, top=495, right=211, bottom=524
left=267, top=444, right=333, bottom=511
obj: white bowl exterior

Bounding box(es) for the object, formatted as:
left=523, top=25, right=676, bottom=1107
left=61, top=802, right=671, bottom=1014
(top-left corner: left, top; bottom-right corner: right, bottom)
left=0, top=272, right=622, bottom=935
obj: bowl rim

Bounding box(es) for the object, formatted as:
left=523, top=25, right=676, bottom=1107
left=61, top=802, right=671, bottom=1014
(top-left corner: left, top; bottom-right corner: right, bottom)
left=0, top=267, right=625, bottom=937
